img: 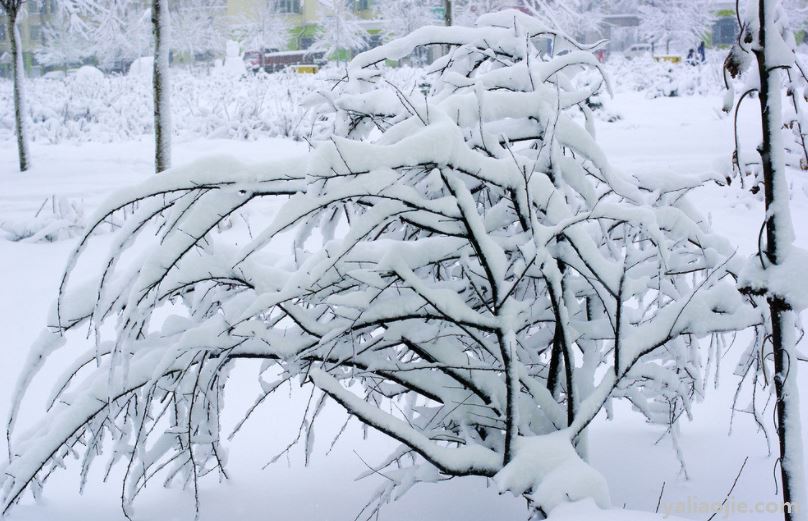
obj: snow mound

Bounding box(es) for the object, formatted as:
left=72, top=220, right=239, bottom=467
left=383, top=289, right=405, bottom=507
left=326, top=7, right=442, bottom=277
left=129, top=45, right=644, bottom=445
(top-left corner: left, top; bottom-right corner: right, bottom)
left=494, top=433, right=610, bottom=513
left=128, top=56, right=154, bottom=78
left=74, top=65, right=104, bottom=83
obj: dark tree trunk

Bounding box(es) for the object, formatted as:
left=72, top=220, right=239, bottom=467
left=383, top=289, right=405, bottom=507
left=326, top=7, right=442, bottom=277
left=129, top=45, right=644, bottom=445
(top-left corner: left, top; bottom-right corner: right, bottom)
left=754, top=2, right=807, bottom=519
left=8, top=9, right=29, bottom=172
left=152, top=0, right=172, bottom=173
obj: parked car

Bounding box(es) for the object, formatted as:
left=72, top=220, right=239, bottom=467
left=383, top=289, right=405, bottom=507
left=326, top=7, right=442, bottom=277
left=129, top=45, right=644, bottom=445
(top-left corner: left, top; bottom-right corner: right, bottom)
left=624, top=43, right=652, bottom=59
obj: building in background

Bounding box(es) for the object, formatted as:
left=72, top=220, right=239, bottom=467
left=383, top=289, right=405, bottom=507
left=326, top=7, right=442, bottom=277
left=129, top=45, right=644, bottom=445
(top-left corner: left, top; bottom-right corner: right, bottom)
left=226, top=0, right=382, bottom=53
left=0, top=1, right=57, bottom=77
left=712, top=1, right=737, bottom=46
left=599, top=13, right=640, bottom=52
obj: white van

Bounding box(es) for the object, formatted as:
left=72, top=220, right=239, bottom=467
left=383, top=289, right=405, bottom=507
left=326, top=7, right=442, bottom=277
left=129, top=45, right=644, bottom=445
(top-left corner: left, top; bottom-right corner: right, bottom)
left=624, top=43, right=652, bottom=59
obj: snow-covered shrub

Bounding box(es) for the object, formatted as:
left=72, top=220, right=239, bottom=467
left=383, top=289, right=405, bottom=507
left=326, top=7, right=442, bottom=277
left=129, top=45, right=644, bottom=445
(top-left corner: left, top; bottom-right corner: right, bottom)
left=0, top=68, right=346, bottom=143
left=0, top=196, right=87, bottom=243
left=607, top=53, right=725, bottom=98
left=1, top=10, right=761, bottom=520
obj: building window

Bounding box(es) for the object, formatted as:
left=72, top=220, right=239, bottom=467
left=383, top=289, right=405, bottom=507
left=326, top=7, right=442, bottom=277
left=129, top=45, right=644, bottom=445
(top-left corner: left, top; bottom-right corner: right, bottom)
left=713, top=17, right=737, bottom=46
left=30, top=25, right=42, bottom=42
left=276, top=0, right=300, bottom=14
left=345, top=0, right=369, bottom=11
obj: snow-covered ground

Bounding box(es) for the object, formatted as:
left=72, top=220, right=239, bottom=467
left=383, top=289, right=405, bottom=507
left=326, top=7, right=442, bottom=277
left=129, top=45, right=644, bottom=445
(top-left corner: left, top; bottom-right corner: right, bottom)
left=1, top=85, right=806, bottom=520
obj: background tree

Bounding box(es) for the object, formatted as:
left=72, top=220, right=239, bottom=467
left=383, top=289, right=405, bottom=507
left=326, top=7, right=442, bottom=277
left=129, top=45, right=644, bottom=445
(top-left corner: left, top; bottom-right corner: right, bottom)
left=152, top=0, right=171, bottom=173
left=453, top=0, right=508, bottom=27
left=228, top=0, right=290, bottom=54
left=783, top=0, right=808, bottom=29
left=36, top=3, right=94, bottom=73
left=309, top=0, right=367, bottom=61
left=638, top=0, right=715, bottom=55
left=1, top=0, right=30, bottom=171
left=90, top=1, right=150, bottom=71
left=519, top=0, right=608, bottom=41
left=91, top=0, right=172, bottom=171
left=172, top=0, right=225, bottom=67
left=725, top=1, right=808, bottom=520
left=376, top=0, right=438, bottom=43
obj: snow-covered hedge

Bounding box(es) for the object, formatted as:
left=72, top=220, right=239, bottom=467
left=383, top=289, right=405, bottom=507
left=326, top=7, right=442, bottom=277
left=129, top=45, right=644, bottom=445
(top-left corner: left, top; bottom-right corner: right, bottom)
left=0, top=66, right=424, bottom=144
left=0, top=57, right=730, bottom=146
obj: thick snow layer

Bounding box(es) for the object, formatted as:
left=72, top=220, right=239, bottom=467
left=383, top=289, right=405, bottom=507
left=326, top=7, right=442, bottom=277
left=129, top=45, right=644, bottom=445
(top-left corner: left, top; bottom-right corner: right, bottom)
left=494, top=433, right=610, bottom=511
left=739, top=246, right=808, bottom=310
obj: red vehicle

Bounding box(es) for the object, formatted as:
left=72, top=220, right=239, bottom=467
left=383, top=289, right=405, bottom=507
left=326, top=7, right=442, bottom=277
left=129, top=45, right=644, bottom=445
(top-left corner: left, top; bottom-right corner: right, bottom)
left=243, top=49, right=326, bottom=73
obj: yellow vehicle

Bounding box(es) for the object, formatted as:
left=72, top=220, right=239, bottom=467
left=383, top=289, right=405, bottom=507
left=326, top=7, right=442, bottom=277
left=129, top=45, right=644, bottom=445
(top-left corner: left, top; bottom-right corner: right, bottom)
left=291, top=64, right=319, bottom=74
left=654, top=55, right=682, bottom=64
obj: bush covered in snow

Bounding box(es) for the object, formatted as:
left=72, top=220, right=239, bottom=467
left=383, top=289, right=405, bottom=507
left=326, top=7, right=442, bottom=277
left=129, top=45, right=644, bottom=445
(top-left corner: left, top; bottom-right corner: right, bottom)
left=0, top=55, right=730, bottom=147
left=1, top=10, right=764, bottom=521
left=605, top=53, right=726, bottom=98
left=0, top=66, right=424, bottom=144
left=0, top=196, right=87, bottom=243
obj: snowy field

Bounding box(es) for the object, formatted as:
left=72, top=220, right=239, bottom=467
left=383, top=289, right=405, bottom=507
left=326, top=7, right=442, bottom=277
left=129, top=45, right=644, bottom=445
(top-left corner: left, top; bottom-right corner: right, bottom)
left=1, top=66, right=808, bottom=521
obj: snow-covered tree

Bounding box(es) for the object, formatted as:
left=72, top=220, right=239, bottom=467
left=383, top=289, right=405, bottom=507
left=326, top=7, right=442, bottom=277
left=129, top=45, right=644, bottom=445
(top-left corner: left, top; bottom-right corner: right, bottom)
left=1, top=9, right=762, bottom=520
left=639, top=0, right=715, bottom=54
left=453, top=0, right=509, bottom=27
left=90, top=1, right=151, bottom=71
left=310, top=0, right=367, bottom=61
left=1, top=0, right=30, bottom=171
left=519, top=0, right=608, bottom=41
left=783, top=0, right=808, bottom=30
left=724, top=2, right=808, bottom=520
left=171, top=0, right=226, bottom=64
left=152, top=0, right=171, bottom=173
left=89, top=0, right=172, bottom=172
left=377, top=0, right=438, bottom=42
left=36, top=3, right=95, bottom=72
left=227, top=0, right=290, bottom=54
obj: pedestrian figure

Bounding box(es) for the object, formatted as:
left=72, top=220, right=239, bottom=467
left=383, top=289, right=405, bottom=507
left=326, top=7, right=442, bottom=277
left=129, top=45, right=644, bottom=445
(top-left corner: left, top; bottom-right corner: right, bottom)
left=697, top=41, right=706, bottom=63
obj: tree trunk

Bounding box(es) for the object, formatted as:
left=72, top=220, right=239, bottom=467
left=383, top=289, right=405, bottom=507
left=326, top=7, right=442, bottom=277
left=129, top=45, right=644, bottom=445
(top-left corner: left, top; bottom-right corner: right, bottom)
left=755, top=2, right=807, bottom=520
left=443, top=0, right=452, bottom=26
left=9, top=11, right=29, bottom=172
left=152, top=0, right=172, bottom=174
